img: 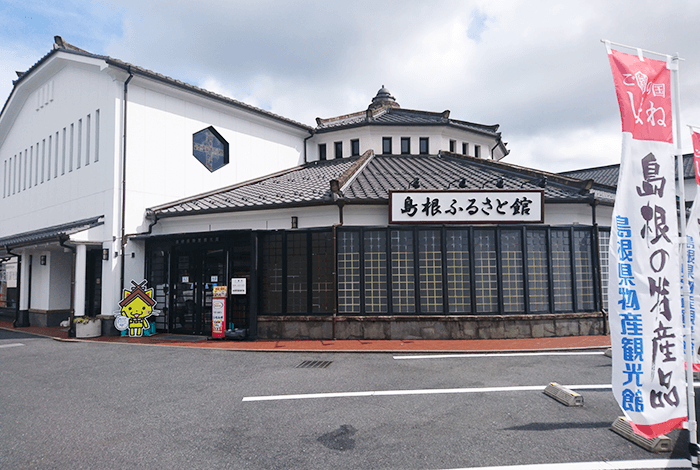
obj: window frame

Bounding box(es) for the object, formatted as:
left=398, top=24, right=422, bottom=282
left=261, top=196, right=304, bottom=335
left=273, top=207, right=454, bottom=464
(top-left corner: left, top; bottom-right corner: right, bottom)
left=351, top=139, right=360, bottom=156
left=334, top=141, right=343, bottom=159
left=419, top=137, right=429, bottom=154
left=401, top=137, right=411, bottom=155
left=382, top=137, right=393, bottom=155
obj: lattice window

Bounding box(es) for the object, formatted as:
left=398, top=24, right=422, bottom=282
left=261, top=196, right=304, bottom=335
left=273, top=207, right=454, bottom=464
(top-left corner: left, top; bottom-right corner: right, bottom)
left=551, top=230, right=573, bottom=312
left=419, top=230, right=443, bottom=313
left=446, top=229, right=471, bottom=313
left=338, top=231, right=360, bottom=314
left=474, top=229, right=498, bottom=313
left=364, top=231, right=387, bottom=313
left=501, top=230, right=524, bottom=313
left=262, top=233, right=283, bottom=313
left=391, top=230, right=415, bottom=313
left=598, top=229, right=610, bottom=311
left=287, top=233, right=307, bottom=313
left=312, top=232, right=334, bottom=313
left=526, top=229, right=550, bottom=312
left=574, top=230, right=595, bottom=311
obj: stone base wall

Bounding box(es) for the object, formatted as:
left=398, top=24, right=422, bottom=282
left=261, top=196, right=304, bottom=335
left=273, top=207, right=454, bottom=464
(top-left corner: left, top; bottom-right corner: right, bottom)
left=257, top=313, right=608, bottom=341
left=28, top=310, right=70, bottom=327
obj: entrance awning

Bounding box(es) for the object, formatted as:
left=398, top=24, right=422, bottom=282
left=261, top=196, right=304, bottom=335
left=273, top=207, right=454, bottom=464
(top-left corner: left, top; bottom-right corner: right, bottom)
left=0, top=215, right=104, bottom=253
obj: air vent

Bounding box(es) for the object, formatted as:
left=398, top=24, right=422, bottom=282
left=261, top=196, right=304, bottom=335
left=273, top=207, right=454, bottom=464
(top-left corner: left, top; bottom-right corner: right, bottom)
left=296, top=360, right=332, bottom=369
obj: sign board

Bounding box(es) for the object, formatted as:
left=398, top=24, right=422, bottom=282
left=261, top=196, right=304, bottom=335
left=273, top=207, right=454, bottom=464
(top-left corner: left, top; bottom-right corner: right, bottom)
left=213, top=286, right=227, bottom=298
left=231, top=278, right=247, bottom=295
left=389, top=190, right=544, bottom=224
left=212, top=298, right=226, bottom=338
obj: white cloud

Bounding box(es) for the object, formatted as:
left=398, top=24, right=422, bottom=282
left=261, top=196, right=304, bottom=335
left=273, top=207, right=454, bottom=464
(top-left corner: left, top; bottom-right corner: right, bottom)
left=3, top=0, right=700, bottom=172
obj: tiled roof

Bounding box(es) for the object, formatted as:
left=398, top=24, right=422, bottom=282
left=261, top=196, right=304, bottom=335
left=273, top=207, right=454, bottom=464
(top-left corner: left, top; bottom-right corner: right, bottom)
left=559, top=154, right=694, bottom=188
left=152, top=152, right=610, bottom=218
left=0, top=216, right=104, bottom=249
left=4, top=37, right=311, bottom=132
left=315, top=106, right=500, bottom=137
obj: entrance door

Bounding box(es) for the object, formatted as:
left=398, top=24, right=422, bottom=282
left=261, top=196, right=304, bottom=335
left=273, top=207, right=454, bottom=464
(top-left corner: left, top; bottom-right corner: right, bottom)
left=171, top=248, right=226, bottom=335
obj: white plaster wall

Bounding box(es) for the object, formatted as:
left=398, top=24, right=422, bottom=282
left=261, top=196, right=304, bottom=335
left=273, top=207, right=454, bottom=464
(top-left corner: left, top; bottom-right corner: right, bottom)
left=29, top=251, right=50, bottom=310
left=123, top=78, right=309, bottom=235
left=308, top=125, right=499, bottom=162
left=0, top=56, right=119, bottom=239
left=151, top=205, right=342, bottom=235
left=544, top=203, right=596, bottom=226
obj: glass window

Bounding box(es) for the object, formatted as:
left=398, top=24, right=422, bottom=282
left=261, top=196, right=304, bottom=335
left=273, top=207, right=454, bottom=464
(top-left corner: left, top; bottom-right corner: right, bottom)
left=419, top=137, right=429, bottom=154
left=401, top=137, right=410, bottom=154
left=318, top=143, right=326, bottom=161
left=351, top=139, right=360, bottom=156
left=262, top=233, right=284, bottom=313
left=311, top=232, right=335, bottom=313
left=338, top=231, right=361, bottom=314
left=334, top=141, right=343, bottom=159
left=286, top=233, right=307, bottom=313
left=526, top=229, right=550, bottom=312
left=446, top=229, right=471, bottom=313
left=473, top=229, right=498, bottom=313
left=550, top=230, right=573, bottom=312
left=419, top=230, right=443, bottom=313
left=391, top=230, right=415, bottom=313
left=462, top=142, right=468, bottom=155
left=449, top=140, right=456, bottom=153
left=382, top=137, right=392, bottom=155
left=574, top=230, right=595, bottom=311
left=474, top=145, right=481, bottom=158
left=364, top=231, right=388, bottom=313
left=501, top=230, right=524, bottom=313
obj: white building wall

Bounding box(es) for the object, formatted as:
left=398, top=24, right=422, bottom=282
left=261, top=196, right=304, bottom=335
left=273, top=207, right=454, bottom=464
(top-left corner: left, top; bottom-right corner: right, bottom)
left=308, top=125, right=499, bottom=162
left=0, top=59, right=119, bottom=239
left=122, top=78, right=308, bottom=235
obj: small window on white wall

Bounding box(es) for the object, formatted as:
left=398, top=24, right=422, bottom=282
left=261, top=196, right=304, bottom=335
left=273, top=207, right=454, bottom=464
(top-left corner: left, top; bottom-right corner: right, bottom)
left=474, top=145, right=481, bottom=158
left=334, top=141, right=343, bottom=159
left=319, top=144, right=327, bottom=161
left=419, top=137, right=429, bottom=154
left=351, top=139, right=360, bottom=156
left=462, top=142, right=468, bottom=155
left=449, top=140, right=456, bottom=153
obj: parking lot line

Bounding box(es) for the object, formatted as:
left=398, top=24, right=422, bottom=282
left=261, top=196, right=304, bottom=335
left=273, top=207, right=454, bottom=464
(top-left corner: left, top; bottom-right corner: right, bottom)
left=0, top=343, right=24, bottom=349
left=438, top=458, right=690, bottom=469
left=242, top=383, right=613, bottom=402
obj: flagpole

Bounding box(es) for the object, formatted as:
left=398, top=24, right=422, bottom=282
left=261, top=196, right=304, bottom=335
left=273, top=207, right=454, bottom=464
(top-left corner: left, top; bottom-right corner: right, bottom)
left=672, top=54, right=699, bottom=469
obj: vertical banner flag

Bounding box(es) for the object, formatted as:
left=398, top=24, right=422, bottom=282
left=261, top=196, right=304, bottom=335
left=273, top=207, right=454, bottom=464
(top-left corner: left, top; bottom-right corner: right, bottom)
left=687, top=129, right=700, bottom=369
left=607, top=46, right=687, bottom=438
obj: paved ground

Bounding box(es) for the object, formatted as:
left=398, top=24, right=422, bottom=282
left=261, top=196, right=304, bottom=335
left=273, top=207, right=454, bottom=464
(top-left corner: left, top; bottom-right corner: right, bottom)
left=0, top=319, right=611, bottom=353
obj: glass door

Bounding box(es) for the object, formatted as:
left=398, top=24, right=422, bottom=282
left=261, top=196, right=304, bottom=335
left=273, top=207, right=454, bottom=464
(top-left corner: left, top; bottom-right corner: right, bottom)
left=171, top=248, right=227, bottom=335
left=172, top=251, right=199, bottom=334
left=201, top=249, right=226, bottom=335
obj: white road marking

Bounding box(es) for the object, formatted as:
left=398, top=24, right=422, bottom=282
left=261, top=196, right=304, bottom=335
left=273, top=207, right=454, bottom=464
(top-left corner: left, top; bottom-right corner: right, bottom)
left=394, top=351, right=606, bottom=360
left=242, top=383, right=612, bottom=402
left=0, top=343, right=25, bottom=349
left=436, top=458, right=690, bottom=469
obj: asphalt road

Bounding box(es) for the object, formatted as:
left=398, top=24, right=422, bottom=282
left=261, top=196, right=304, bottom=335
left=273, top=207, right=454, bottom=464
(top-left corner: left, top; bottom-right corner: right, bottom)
left=0, top=330, right=694, bottom=470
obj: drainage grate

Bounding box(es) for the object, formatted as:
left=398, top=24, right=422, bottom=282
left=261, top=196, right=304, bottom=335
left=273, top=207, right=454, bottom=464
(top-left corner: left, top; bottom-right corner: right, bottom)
left=296, top=360, right=333, bottom=369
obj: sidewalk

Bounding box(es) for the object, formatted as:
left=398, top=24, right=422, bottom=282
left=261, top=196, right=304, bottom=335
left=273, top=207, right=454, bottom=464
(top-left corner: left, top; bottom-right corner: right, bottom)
left=0, top=319, right=611, bottom=353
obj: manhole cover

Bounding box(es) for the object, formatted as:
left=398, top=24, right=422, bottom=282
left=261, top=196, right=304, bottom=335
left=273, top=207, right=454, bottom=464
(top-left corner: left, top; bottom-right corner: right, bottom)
left=296, top=360, right=332, bottom=369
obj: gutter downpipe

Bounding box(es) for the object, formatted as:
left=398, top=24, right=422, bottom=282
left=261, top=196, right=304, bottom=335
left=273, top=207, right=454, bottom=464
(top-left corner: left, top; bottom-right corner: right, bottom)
left=120, top=67, right=134, bottom=293
left=303, top=130, right=314, bottom=164
left=330, top=179, right=344, bottom=341
left=6, top=247, right=21, bottom=327
left=59, top=236, right=76, bottom=337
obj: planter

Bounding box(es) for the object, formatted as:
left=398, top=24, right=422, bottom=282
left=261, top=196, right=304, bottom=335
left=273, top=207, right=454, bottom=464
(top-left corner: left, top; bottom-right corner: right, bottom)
left=75, top=318, right=102, bottom=338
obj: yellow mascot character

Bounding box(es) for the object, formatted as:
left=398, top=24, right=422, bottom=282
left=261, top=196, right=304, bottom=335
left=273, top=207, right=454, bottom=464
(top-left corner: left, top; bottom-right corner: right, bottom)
left=118, top=280, right=157, bottom=337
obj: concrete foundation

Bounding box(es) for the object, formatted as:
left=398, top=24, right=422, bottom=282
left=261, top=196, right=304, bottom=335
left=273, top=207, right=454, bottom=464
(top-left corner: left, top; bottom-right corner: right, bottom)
left=28, top=310, right=70, bottom=327
left=257, top=312, right=608, bottom=340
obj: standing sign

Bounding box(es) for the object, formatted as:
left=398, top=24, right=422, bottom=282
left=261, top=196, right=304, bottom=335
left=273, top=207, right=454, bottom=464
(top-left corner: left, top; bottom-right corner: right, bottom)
left=212, top=286, right=227, bottom=339
left=606, top=44, right=686, bottom=438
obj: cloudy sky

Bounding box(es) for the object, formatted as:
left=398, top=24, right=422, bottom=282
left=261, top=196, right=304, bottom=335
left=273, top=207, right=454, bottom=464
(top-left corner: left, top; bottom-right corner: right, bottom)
left=1, top=0, right=700, bottom=173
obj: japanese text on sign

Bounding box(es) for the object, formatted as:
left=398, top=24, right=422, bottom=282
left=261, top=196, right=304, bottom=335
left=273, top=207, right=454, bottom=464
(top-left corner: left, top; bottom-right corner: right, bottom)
left=389, top=190, right=544, bottom=224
